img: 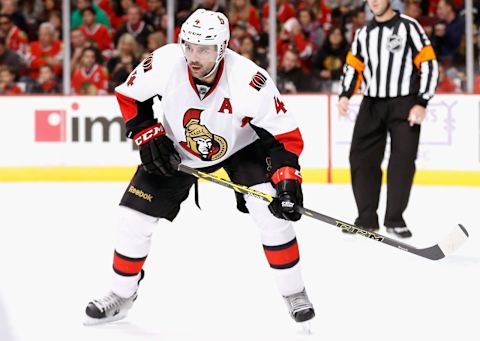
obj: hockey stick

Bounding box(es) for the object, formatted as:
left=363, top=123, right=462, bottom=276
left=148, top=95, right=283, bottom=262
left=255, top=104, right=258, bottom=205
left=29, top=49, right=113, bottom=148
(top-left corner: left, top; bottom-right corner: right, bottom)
left=178, top=164, right=469, bottom=261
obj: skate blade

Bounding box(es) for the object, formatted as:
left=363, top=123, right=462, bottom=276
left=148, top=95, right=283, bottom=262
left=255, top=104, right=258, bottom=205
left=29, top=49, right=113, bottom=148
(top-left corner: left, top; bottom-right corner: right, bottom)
left=83, top=313, right=127, bottom=326
left=299, top=321, right=312, bottom=335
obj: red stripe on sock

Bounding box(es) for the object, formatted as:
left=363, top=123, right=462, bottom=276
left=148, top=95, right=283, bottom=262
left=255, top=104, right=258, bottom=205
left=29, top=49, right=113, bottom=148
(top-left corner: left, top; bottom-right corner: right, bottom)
left=263, top=241, right=299, bottom=267
left=113, top=252, right=146, bottom=276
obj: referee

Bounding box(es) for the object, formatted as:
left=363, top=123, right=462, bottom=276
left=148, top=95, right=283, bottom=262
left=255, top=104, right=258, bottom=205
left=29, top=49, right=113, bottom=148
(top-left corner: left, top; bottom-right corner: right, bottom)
left=338, top=0, right=438, bottom=238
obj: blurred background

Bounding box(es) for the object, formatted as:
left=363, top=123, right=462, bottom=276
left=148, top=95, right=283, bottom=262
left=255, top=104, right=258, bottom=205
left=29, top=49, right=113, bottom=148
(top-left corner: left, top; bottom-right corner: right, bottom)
left=0, top=0, right=477, bottom=95
left=0, top=0, right=478, bottom=184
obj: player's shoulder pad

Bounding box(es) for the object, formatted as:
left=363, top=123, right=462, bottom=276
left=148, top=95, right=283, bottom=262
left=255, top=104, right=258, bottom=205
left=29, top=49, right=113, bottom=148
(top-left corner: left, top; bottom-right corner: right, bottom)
left=115, top=44, right=184, bottom=102
left=148, top=43, right=184, bottom=72
left=225, top=49, right=275, bottom=107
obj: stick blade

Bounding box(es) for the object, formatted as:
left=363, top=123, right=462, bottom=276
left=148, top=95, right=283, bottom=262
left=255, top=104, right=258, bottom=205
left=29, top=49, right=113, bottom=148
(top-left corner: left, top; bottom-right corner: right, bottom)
left=437, top=224, right=469, bottom=258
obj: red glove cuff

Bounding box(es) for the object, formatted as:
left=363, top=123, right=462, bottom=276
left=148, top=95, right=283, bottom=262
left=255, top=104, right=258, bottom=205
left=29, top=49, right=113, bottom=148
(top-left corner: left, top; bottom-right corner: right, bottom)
left=133, top=123, right=165, bottom=146
left=271, top=167, right=302, bottom=185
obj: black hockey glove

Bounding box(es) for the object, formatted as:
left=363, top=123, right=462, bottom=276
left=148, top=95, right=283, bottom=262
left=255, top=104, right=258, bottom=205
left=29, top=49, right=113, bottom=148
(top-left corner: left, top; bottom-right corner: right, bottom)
left=268, top=167, right=303, bottom=221
left=134, top=122, right=181, bottom=176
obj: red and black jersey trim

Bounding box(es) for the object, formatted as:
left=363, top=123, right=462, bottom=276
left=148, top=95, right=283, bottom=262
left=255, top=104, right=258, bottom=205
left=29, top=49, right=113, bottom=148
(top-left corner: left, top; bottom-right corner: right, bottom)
left=249, top=71, right=267, bottom=91
left=187, top=60, right=224, bottom=101
left=249, top=123, right=302, bottom=173
left=263, top=238, right=300, bottom=269
left=142, top=53, right=154, bottom=73
left=115, top=91, right=159, bottom=138
left=113, top=250, right=147, bottom=277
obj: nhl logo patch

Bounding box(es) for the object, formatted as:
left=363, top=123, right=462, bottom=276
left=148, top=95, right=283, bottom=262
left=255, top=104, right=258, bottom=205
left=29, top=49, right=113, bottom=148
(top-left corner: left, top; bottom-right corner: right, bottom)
left=386, top=34, right=403, bottom=53
left=249, top=71, right=267, bottom=91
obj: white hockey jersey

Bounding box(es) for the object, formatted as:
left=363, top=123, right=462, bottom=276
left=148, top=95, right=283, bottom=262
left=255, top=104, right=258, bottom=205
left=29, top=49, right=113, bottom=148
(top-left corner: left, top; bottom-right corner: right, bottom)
left=115, top=44, right=303, bottom=170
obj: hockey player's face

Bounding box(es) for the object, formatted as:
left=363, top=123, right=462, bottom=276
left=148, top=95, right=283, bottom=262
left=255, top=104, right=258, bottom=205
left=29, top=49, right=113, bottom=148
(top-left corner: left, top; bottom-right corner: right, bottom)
left=367, top=0, right=390, bottom=17
left=184, top=42, right=217, bottom=79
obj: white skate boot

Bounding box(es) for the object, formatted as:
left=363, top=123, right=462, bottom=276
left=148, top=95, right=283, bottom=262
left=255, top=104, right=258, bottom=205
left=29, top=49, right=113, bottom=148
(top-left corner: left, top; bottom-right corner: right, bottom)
left=84, top=291, right=138, bottom=326
left=84, top=270, right=144, bottom=326
left=283, top=288, right=315, bottom=333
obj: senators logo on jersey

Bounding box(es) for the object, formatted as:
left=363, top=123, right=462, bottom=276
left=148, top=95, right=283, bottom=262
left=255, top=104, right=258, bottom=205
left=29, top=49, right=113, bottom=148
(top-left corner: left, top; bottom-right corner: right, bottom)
left=143, top=53, right=154, bottom=72
left=249, top=71, right=267, bottom=91
left=180, top=108, right=228, bottom=161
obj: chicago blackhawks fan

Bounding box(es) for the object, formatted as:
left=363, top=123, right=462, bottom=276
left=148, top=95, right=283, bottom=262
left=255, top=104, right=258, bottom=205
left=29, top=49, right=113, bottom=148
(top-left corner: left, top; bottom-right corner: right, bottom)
left=84, top=9, right=315, bottom=327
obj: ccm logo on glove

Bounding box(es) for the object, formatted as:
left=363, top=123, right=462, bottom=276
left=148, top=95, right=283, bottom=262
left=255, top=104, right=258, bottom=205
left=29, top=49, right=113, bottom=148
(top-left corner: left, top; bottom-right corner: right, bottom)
left=134, top=123, right=165, bottom=146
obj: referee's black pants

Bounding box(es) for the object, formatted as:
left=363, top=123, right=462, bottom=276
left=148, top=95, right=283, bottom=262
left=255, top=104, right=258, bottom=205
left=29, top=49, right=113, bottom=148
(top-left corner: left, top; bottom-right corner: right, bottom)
left=349, top=95, right=420, bottom=230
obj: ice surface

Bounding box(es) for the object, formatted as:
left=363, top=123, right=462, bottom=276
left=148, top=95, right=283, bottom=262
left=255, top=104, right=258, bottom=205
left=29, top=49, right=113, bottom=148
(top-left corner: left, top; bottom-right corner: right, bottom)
left=0, top=182, right=478, bottom=341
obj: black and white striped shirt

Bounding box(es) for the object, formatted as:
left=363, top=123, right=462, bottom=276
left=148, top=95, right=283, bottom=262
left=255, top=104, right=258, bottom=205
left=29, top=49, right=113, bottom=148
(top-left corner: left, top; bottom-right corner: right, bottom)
left=340, top=13, right=438, bottom=106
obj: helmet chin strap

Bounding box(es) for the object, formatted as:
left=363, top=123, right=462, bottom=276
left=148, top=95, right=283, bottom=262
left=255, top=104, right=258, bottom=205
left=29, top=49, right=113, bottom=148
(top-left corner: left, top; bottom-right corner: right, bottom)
left=199, top=60, right=221, bottom=80
left=199, top=43, right=225, bottom=80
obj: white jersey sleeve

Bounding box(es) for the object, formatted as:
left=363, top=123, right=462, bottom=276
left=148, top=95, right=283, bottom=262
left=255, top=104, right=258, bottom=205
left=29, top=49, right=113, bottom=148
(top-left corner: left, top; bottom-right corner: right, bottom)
left=114, top=44, right=183, bottom=136
left=231, top=58, right=304, bottom=171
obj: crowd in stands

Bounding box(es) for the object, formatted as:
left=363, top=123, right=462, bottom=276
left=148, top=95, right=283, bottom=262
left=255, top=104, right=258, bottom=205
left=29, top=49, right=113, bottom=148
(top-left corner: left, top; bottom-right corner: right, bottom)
left=0, top=0, right=478, bottom=95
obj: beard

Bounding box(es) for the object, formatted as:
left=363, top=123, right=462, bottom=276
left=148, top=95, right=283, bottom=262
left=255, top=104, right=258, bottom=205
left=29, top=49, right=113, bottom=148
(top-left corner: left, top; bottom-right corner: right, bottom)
left=189, top=62, right=216, bottom=79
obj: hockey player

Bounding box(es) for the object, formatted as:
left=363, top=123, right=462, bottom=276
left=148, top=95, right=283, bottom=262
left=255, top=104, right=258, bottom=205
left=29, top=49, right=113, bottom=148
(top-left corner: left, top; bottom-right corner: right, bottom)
left=85, top=9, right=315, bottom=327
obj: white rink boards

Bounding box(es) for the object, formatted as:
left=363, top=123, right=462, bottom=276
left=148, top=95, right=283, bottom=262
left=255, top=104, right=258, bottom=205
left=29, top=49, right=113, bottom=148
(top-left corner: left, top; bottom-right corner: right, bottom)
left=0, top=182, right=478, bottom=341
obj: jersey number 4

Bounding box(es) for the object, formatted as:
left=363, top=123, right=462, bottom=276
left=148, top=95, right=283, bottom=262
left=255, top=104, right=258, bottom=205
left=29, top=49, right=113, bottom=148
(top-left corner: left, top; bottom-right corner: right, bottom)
left=274, top=96, right=287, bottom=114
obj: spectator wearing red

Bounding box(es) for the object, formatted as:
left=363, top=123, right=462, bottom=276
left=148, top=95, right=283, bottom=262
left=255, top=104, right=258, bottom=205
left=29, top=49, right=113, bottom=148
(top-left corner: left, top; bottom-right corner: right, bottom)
left=31, top=64, right=61, bottom=94
left=229, top=0, right=261, bottom=36
left=70, top=28, right=90, bottom=71
left=71, top=47, right=108, bottom=95
left=436, top=64, right=460, bottom=92
left=0, top=65, right=22, bottom=94
left=277, top=17, right=313, bottom=72
left=0, top=14, right=28, bottom=57
left=296, top=0, right=332, bottom=31
left=109, top=0, right=136, bottom=30
left=134, top=0, right=150, bottom=11
left=298, top=8, right=324, bottom=52
left=262, top=0, right=296, bottom=24
left=114, top=5, right=154, bottom=51
left=27, top=22, right=62, bottom=80
left=79, top=6, right=113, bottom=58
left=96, top=0, right=116, bottom=20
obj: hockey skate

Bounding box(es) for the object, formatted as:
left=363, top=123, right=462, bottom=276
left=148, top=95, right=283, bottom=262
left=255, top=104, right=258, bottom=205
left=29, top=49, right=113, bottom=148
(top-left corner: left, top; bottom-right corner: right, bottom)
left=84, top=290, right=137, bottom=326
left=84, top=270, right=144, bottom=326
left=386, top=226, right=412, bottom=238
left=283, top=288, right=315, bottom=333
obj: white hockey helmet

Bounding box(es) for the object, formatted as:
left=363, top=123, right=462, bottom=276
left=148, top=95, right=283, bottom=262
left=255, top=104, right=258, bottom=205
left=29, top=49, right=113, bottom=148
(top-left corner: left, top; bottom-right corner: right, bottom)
left=179, top=9, right=230, bottom=77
